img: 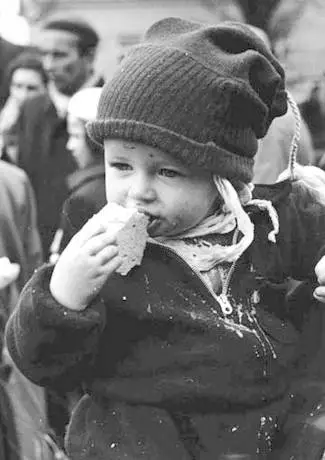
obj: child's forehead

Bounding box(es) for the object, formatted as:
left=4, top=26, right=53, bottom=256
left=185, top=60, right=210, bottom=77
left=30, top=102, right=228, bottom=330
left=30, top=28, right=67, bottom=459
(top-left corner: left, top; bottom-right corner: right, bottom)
left=104, top=139, right=181, bottom=165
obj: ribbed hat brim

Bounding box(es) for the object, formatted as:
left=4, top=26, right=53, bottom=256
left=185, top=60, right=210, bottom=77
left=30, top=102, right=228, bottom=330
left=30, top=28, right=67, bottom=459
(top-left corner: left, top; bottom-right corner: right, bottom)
left=87, top=118, right=254, bottom=183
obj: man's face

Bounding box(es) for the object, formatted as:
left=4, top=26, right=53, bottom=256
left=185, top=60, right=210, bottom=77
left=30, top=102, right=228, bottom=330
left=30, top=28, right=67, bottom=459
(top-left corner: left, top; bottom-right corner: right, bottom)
left=38, top=29, right=90, bottom=95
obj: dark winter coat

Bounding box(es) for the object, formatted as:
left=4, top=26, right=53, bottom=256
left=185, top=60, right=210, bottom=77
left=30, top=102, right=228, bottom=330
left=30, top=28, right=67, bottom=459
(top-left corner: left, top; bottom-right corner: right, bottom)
left=5, top=179, right=325, bottom=459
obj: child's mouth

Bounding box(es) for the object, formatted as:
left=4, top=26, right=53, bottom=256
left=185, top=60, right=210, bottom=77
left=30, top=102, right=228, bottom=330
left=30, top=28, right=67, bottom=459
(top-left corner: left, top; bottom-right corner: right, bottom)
left=145, top=214, right=160, bottom=234
left=136, top=209, right=160, bottom=234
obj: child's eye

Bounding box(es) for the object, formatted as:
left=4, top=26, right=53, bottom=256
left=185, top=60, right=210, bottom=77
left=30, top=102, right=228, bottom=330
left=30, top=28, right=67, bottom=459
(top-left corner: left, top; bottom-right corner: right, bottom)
left=109, top=162, right=132, bottom=171
left=159, top=168, right=182, bottom=178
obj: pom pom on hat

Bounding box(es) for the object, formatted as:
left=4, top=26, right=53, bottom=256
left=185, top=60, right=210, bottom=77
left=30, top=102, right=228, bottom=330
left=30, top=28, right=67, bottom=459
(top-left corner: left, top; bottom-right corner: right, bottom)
left=68, top=87, right=102, bottom=122
left=87, top=17, right=288, bottom=183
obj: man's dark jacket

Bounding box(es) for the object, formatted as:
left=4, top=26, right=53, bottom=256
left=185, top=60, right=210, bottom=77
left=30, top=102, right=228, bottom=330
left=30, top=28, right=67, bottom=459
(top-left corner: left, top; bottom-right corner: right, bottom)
left=17, top=77, right=105, bottom=258
left=17, top=93, right=76, bottom=257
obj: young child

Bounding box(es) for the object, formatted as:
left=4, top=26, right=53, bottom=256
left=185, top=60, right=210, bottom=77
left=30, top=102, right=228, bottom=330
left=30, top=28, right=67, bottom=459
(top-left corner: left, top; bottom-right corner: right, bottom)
left=5, top=17, right=325, bottom=459
left=50, top=87, right=106, bottom=262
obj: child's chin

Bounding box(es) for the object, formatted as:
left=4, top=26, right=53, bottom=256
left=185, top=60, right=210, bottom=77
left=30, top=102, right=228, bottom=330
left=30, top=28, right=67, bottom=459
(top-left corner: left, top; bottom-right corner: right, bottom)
left=147, top=219, right=182, bottom=238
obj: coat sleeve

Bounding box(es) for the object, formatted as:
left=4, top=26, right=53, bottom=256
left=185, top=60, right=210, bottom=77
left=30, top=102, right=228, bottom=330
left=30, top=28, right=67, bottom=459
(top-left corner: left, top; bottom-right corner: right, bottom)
left=5, top=264, right=106, bottom=391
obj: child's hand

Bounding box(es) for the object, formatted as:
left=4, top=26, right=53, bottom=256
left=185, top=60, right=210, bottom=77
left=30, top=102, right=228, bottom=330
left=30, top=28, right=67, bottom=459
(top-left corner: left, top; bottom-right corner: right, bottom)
left=50, top=214, right=122, bottom=311
left=0, top=257, right=20, bottom=290
left=314, top=256, right=325, bottom=303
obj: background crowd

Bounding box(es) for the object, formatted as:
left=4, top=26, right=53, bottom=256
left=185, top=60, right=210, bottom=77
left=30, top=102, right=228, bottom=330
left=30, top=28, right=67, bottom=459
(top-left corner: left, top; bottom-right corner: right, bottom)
left=1, top=2, right=325, bottom=459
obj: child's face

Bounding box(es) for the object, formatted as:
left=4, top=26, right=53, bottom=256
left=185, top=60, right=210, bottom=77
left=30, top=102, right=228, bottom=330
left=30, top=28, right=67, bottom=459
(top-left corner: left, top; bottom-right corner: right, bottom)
left=67, top=114, right=92, bottom=169
left=104, top=140, right=219, bottom=237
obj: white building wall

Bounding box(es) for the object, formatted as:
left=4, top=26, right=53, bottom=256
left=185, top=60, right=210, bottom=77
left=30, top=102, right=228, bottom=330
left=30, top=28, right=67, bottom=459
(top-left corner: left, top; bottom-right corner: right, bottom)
left=30, top=1, right=219, bottom=81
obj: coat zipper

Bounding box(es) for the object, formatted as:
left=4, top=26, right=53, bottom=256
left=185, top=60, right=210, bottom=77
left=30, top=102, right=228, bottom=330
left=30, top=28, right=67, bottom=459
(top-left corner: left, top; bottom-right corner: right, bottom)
left=148, top=240, right=277, bottom=364
left=217, top=259, right=237, bottom=315
left=149, top=240, right=238, bottom=317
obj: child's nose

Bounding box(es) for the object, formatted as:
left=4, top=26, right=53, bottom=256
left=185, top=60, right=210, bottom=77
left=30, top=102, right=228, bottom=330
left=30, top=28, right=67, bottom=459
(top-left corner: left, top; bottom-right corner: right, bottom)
left=128, top=173, right=156, bottom=202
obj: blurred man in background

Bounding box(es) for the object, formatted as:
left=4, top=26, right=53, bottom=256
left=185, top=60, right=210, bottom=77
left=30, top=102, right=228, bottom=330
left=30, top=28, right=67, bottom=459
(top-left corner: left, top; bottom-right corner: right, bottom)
left=16, top=18, right=103, bottom=259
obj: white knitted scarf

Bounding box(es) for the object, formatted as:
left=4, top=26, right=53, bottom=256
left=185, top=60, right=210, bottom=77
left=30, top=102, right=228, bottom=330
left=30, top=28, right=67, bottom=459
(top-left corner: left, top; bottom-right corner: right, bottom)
left=155, top=176, right=279, bottom=272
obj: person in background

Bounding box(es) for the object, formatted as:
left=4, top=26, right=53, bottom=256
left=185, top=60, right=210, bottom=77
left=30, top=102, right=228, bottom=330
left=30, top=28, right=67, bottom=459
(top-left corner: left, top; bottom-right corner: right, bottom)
left=0, top=51, right=48, bottom=164
left=16, top=17, right=103, bottom=260
left=4, top=51, right=47, bottom=104
left=247, top=25, right=316, bottom=184
left=0, top=35, right=24, bottom=110
left=0, top=160, right=42, bottom=298
left=0, top=160, right=53, bottom=459
left=253, top=105, right=316, bottom=184
left=6, top=17, right=325, bottom=460
left=0, top=257, right=21, bottom=460
left=50, top=86, right=105, bottom=263
left=49, top=87, right=105, bottom=427
left=300, top=76, right=325, bottom=170
left=15, top=21, right=102, bottom=441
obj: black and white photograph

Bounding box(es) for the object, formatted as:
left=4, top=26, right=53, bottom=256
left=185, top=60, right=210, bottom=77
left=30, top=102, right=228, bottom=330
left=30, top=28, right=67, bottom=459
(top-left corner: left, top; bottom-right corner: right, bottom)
left=1, top=1, right=325, bottom=459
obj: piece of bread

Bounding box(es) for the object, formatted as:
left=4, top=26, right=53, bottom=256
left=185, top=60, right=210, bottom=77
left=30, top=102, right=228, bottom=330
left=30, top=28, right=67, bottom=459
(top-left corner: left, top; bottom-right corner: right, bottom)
left=100, top=203, right=149, bottom=275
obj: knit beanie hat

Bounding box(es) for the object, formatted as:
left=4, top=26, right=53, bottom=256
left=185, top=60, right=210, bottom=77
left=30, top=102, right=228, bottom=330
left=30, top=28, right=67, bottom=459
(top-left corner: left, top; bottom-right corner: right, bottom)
left=87, top=17, right=287, bottom=183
